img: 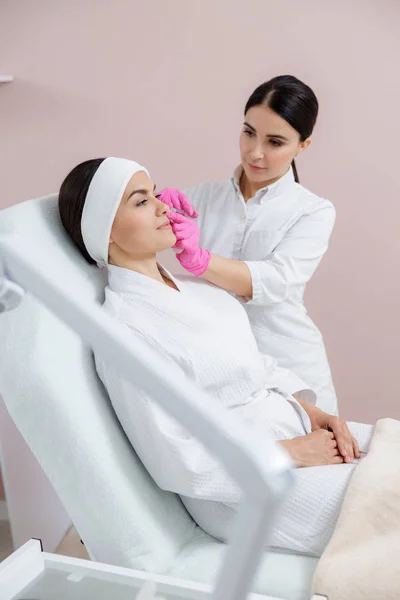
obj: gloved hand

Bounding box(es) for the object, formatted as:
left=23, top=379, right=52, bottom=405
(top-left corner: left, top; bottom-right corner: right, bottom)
left=159, top=188, right=198, bottom=219
left=168, top=212, right=211, bottom=277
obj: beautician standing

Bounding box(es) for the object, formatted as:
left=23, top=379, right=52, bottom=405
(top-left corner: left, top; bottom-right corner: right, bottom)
left=164, top=75, right=338, bottom=415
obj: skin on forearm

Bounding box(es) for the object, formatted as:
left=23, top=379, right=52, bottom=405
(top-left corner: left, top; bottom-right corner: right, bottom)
left=292, top=394, right=320, bottom=426
left=201, top=254, right=253, bottom=298
left=279, top=439, right=301, bottom=467
left=280, top=397, right=318, bottom=467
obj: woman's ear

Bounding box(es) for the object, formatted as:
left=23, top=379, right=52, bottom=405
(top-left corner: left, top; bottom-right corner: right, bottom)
left=298, top=138, right=312, bottom=155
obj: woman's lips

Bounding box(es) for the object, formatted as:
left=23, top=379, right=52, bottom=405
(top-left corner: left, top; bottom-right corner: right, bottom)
left=157, top=222, right=172, bottom=230
left=247, top=163, right=266, bottom=172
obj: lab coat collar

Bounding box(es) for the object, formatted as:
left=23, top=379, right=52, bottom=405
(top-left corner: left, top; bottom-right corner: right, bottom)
left=232, top=165, right=296, bottom=203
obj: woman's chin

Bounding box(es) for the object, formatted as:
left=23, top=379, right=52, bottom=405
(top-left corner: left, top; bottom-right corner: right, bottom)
left=157, top=231, right=177, bottom=252
left=243, top=165, right=269, bottom=182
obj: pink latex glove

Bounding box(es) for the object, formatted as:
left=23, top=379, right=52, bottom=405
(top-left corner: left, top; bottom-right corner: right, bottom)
left=168, top=212, right=211, bottom=277
left=159, top=188, right=199, bottom=218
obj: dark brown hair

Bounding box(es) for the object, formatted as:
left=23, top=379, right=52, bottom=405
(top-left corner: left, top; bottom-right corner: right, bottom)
left=58, top=158, right=106, bottom=264
left=244, top=75, right=319, bottom=183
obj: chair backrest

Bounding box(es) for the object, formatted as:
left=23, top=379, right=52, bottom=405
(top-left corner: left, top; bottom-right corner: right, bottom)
left=0, top=195, right=195, bottom=571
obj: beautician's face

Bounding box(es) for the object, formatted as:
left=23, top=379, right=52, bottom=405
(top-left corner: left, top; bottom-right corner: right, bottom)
left=109, top=171, right=175, bottom=259
left=239, top=105, right=310, bottom=184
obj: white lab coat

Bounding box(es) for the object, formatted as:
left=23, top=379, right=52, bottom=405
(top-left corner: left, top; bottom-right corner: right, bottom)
left=185, top=167, right=338, bottom=415
left=96, top=265, right=373, bottom=555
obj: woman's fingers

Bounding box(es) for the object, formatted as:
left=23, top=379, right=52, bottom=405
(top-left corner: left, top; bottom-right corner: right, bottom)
left=344, top=432, right=355, bottom=460
left=171, top=228, right=193, bottom=241
left=167, top=211, right=188, bottom=223
left=170, top=223, right=194, bottom=234
left=353, top=437, right=361, bottom=459
left=159, top=189, right=174, bottom=207
left=179, top=194, right=199, bottom=218
left=329, top=418, right=354, bottom=461
left=161, top=190, right=198, bottom=218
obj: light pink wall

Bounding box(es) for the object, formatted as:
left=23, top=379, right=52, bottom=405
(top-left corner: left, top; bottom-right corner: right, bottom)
left=0, top=469, right=4, bottom=500
left=1, top=1, right=399, bottom=423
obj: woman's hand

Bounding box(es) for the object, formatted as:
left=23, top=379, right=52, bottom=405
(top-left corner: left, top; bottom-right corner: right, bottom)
left=293, top=396, right=360, bottom=463
left=159, top=188, right=198, bottom=219
left=168, top=211, right=200, bottom=251
left=280, top=430, right=344, bottom=468
left=309, top=409, right=360, bottom=463
left=168, top=212, right=211, bottom=277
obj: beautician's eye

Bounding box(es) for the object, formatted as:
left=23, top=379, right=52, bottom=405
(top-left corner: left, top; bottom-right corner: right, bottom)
left=270, top=140, right=283, bottom=147
left=136, top=199, right=148, bottom=207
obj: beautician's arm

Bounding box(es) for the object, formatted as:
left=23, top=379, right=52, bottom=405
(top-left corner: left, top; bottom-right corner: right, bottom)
left=203, top=253, right=253, bottom=297
left=201, top=205, right=336, bottom=304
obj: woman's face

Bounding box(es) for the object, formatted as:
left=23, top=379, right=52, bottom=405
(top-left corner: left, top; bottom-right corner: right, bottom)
left=239, top=104, right=311, bottom=184
left=109, top=170, right=175, bottom=261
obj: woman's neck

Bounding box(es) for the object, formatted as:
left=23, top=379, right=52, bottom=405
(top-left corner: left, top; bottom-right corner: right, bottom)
left=109, top=254, right=165, bottom=284
left=239, top=167, right=289, bottom=202
left=109, top=252, right=179, bottom=291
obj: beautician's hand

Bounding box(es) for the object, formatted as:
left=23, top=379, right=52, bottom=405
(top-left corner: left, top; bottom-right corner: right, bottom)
left=159, top=188, right=199, bottom=218
left=280, top=430, right=344, bottom=468
left=168, top=212, right=211, bottom=277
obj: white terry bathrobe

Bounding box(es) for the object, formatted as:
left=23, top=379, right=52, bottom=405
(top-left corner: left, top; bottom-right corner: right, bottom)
left=96, top=265, right=373, bottom=556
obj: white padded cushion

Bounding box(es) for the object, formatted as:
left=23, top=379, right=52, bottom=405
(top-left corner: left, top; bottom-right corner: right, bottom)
left=168, top=528, right=317, bottom=600
left=0, top=195, right=317, bottom=599
left=0, top=195, right=196, bottom=571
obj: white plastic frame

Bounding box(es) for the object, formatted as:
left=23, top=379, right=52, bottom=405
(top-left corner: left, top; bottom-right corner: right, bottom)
left=0, top=234, right=294, bottom=600
left=0, top=539, right=287, bottom=600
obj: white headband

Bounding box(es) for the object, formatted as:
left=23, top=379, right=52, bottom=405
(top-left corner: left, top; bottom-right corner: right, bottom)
left=81, top=157, right=150, bottom=267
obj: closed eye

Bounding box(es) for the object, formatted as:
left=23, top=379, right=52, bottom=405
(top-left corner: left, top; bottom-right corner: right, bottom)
left=243, top=128, right=254, bottom=137
left=136, top=198, right=148, bottom=207
left=269, top=140, right=283, bottom=147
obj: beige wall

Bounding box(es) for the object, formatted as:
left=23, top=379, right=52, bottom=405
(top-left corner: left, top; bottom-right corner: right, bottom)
left=0, top=1, right=399, bottom=423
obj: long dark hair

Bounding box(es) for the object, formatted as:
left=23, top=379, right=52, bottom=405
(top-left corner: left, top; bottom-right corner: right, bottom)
left=244, top=75, right=319, bottom=183
left=58, top=158, right=106, bottom=264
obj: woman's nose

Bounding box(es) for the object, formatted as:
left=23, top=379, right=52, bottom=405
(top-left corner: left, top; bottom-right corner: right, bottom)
left=250, top=141, right=264, bottom=160
left=156, top=198, right=169, bottom=215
